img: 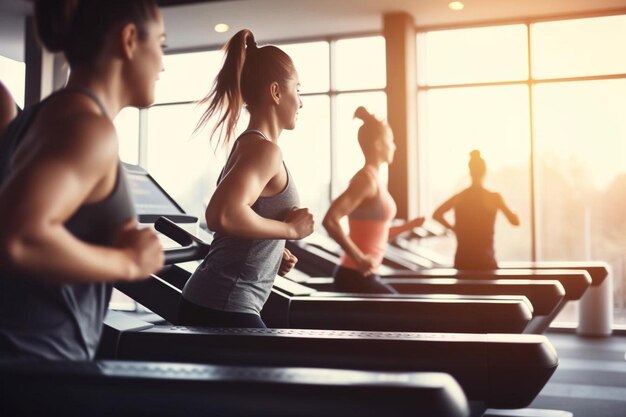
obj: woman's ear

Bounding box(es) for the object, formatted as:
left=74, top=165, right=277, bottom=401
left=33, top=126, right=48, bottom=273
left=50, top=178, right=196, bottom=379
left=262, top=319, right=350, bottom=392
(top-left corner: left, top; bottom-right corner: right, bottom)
left=120, top=23, right=139, bottom=60
left=270, top=81, right=281, bottom=105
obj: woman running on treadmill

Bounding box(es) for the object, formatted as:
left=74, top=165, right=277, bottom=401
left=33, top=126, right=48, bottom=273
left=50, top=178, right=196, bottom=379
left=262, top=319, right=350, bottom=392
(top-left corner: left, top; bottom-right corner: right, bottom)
left=0, top=0, right=165, bottom=361
left=180, top=29, right=314, bottom=329
left=323, top=107, right=425, bottom=294
left=433, top=150, right=520, bottom=270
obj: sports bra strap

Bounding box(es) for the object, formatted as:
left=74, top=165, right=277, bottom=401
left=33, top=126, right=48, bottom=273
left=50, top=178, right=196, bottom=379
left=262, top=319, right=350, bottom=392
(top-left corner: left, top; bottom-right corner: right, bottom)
left=63, top=86, right=110, bottom=120
left=240, top=129, right=270, bottom=142
left=225, top=129, right=271, bottom=164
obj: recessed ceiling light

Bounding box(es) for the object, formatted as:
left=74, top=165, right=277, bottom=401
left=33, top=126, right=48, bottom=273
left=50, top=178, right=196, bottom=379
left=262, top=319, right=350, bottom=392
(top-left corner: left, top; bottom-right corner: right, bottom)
left=448, top=1, right=464, bottom=11
left=214, top=23, right=229, bottom=33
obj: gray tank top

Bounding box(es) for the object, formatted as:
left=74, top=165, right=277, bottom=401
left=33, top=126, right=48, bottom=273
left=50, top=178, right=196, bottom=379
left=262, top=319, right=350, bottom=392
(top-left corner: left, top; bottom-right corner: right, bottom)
left=0, top=88, right=136, bottom=361
left=182, top=130, right=300, bottom=315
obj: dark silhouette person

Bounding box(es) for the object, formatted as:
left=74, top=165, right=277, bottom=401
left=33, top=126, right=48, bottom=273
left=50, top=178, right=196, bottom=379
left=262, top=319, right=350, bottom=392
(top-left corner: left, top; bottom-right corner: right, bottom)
left=323, top=106, right=425, bottom=293
left=433, top=150, right=520, bottom=270
left=179, top=29, right=314, bottom=329
left=0, top=0, right=165, bottom=361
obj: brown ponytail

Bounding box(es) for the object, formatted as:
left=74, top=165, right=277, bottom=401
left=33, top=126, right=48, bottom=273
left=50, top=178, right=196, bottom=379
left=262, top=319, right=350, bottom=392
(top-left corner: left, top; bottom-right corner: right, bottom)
left=34, top=0, right=81, bottom=53
left=196, top=29, right=296, bottom=148
left=195, top=29, right=253, bottom=149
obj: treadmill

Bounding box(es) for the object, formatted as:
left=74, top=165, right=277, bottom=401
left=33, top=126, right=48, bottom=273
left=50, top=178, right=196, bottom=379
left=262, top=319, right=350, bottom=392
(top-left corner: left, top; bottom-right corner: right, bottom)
left=104, top=310, right=559, bottom=416
left=107, top=219, right=556, bottom=416
left=380, top=240, right=593, bottom=334
left=301, top=275, right=564, bottom=318
left=289, top=235, right=591, bottom=333
left=112, top=163, right=562, bottom=417
left=0, top=360, right=468, bottom=417
left=391, top=232, right=609, bottom=334
left=384, top=268, right=590, bottom=334
left=390, top=226, right=608, bottom=290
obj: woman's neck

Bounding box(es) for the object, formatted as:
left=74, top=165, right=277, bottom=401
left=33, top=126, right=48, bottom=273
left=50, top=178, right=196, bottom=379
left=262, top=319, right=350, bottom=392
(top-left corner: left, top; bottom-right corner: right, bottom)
left=364, top=155, right=385, bottom=171
left=470, top=179, right=484, bottom=188
left=65, top=70, right=121, bottom=118
left=247, top=112, right=282, bottom=144
left=364, top=161, right=381, bottom=174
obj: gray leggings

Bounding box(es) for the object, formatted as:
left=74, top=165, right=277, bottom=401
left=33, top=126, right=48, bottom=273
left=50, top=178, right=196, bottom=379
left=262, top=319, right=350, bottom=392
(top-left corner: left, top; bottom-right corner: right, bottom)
left=179, top=298, right=267, bottom=328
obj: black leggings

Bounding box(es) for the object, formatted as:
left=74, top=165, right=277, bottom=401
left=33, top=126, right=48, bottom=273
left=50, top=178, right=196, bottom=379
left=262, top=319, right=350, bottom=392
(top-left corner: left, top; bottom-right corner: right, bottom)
left=178, top=298, right=267, bottom=328
left=333, top=266, right=398, bottom=294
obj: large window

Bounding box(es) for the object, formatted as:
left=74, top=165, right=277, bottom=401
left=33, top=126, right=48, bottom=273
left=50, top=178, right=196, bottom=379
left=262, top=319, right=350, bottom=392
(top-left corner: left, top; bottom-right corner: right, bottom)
left=418, top=84, right=531, bottom=263
left=417, top=25, right=532, bottom=265
left=0, top=54, right=25, bottom=108
left=418, top=15, right=626, bottom=327
left=283, top=37, right=387, bottom=223
left=531, top=17, right=626, bottom=326
left=334, top=37, right=386, bottom=90
left=531, top=15, right=626, bottom=79
left=141, top=51, right=226, bottom=225
left=114, top=108, right=140, bottom=165
left=280, top=95, right=331, bottom=223
left=279, top=42, right=331, bottom=223
left=418, top=24, right=528, bottom=86
left=334, top=91, right=387, bottom=195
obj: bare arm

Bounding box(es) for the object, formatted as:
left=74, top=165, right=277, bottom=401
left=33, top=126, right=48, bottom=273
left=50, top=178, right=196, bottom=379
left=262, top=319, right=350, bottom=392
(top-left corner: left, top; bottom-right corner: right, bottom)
left=0, top=116, right=163, bottom=285
left=323, top=170, right=377, bottom=274
left=433, top=194, right=459, bottom=231
left=206, top=137, right=313, bottom=240
left=388, top=216, right=426, bottom=241
left=495, top=193, right=520, bottom=226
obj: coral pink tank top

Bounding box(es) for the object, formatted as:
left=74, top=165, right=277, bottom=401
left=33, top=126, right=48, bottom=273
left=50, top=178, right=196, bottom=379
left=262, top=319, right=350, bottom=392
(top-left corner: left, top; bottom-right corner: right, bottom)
left=340, top=166, right=397, bottom=272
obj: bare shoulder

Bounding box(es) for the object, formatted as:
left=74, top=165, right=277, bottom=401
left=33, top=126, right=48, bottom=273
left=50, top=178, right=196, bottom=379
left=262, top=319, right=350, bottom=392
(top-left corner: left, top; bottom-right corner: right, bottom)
left=26, top=96, right=120, bottom=178
left=485, top=191, right=505, bottom=208
left=57, top=113, right=117, bottom=164
left=353, top=168, right=377, bottom=185
left=235, top=133, right=283, bottom=169
left=350, top=168, right=378, bottom=196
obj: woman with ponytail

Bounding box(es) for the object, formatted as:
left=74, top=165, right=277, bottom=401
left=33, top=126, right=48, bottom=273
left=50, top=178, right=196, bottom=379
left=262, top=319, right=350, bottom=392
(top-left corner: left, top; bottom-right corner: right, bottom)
left=180, top=29, right=314, bottom=328
left=0, top=0, right=165, bottom=360
left=323, top=107, right=425, bottom=294
left=433, top=150, right=520, bottom=270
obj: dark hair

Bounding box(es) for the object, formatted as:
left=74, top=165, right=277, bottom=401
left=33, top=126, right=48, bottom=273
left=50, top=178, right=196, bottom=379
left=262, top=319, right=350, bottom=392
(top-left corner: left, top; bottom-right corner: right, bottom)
left=469, top=149, right=487, bottom=178
left=196, top=29, right=296, bottom=148
left=34, top=0, right=158, bottom=67
left=354, top=106, right=391, bottom=157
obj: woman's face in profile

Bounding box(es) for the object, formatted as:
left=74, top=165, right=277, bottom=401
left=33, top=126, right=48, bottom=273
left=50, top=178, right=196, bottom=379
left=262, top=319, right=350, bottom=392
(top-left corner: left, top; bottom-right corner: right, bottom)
left=382, top=130, right=396, bottom=163
left=129, top=8, right=166, bottom=108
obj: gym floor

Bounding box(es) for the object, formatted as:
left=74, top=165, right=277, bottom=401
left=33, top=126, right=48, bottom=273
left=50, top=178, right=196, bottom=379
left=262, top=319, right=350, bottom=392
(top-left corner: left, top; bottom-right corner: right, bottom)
left=529, top=331, right=626, bottom=417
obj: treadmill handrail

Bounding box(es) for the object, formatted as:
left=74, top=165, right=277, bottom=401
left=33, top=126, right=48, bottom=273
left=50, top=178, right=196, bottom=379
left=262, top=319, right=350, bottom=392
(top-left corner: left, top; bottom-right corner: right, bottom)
left=0, top=360, right=470, bottom=417
left=156, top=216, right=211, bottom=265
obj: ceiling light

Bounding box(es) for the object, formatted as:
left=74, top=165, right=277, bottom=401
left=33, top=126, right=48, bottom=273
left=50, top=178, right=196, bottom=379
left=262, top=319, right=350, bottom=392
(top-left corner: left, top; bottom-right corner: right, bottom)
left=214, top=23, right=229, bottom=33
left=448, top=1, right=464, bottom=11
